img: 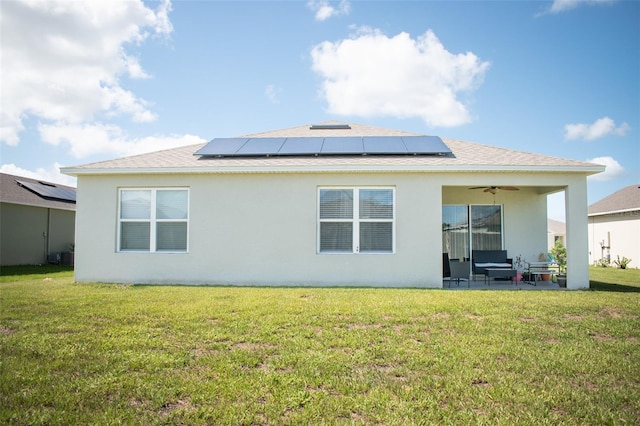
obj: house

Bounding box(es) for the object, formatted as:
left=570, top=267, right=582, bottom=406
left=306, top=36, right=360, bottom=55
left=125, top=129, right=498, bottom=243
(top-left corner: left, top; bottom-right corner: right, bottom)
left=548, top=219, right=566, bottom=251
left=588, top=184, right=639, bottom=268
left=61, top=122, right=603, bottom=289
left=0, top=173, right=76, bottom=266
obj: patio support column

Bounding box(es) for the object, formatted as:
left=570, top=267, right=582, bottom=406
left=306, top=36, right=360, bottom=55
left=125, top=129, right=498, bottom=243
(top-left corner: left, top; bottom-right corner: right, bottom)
left=564, top=180, right=590, bottom=289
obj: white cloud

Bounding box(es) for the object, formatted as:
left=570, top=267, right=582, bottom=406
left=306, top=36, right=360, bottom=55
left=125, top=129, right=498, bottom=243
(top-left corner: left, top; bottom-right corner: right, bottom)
left=310, top=28, right=490, bottom=127
left=38, top=122, right=205, bottom=159
left=0, top=162, right=77, bottom=187
left=564, top=117, right=630, bottom=141
left=265, top=84, right=281, bottom=104
left=586, top=156, right=624, bottom=181
left=307, top=0, right=351, bottom=21
left=0, top=0, right=173, bottom=145
left=546, top=0, right=615, bottom=14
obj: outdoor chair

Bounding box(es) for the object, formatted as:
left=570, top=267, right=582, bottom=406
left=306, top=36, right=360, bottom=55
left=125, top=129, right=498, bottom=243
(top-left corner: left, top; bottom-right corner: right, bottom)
left=448, top=260, right=470, bottom=288
left=443, top=253, right=451, bottom=278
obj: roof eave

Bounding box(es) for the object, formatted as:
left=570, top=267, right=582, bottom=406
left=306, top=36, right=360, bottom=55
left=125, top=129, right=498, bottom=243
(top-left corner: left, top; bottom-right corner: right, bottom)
left=588, top=208, right=640, bottom=217
left=62, top=164, right=605, bottom=176
left=0, top=199, right=76, bottom=211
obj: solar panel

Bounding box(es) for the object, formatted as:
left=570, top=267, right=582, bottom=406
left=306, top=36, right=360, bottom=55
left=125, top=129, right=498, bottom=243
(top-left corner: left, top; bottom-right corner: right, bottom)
left=194, top=136, right=451, bottom=157
left=363, top=137, right=408, bottom=154
left=320, top=137, right=364, bottom=154
left=278, top=137, right=324, bottom=155
left=193, top=138, right=249, bottom=156
left=17, top=180, right=76, bottom=202
left=236, top=138, right=286, bottom=155
left=402, top=136, right=450, bottom=155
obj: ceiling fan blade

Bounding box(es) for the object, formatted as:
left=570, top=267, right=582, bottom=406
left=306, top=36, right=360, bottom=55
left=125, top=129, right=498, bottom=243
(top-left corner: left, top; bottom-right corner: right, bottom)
left=469, top=187, right=488, bottom=190
left=498, top=186, right=519, bottom=191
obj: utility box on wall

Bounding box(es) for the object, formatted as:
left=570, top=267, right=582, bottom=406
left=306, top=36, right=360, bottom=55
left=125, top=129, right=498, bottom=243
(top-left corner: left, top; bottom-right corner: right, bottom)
left=61, top=252, right=75, bottom=266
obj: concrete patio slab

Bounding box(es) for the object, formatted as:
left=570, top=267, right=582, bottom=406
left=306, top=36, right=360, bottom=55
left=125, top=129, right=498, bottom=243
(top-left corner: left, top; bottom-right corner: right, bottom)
left=443, top=278, right=564, bottom=290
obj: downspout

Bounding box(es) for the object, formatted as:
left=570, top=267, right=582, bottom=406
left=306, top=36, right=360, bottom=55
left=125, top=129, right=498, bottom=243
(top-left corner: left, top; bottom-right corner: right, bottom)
left=592, top=216, right=597, bottom=265
left=46, top=208, right=51, bottom=262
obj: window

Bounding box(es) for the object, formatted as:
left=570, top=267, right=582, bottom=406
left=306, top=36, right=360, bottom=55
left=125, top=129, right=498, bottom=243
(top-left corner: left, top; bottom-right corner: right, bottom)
left=318, top=187, right=394, bottom=254
left=118, top=188, right=189, bottom=252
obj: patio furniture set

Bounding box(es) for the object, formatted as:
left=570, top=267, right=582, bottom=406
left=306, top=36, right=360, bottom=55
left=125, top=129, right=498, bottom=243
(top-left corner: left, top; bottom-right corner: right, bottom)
left=444, top=250, right=559, bottom=287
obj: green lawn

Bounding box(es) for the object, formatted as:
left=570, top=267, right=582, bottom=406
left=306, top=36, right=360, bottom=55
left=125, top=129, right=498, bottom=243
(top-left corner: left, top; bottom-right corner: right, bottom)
left=1, top=266, right=639, bottom=425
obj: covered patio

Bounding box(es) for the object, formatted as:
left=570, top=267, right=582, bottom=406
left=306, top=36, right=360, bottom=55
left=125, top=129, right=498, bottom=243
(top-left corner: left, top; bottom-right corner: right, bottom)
left=441, top=182, right=585, bottom=289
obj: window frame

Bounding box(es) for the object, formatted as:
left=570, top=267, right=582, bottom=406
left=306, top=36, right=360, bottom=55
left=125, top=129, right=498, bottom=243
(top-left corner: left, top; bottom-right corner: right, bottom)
left=317, top=186, right=395, bottom=255
left=117, top=187, right=190, bottom=253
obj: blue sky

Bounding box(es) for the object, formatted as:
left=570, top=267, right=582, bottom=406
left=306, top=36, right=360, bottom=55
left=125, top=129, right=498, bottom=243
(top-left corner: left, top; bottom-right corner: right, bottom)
left=1, top=0, right=638, bottom=221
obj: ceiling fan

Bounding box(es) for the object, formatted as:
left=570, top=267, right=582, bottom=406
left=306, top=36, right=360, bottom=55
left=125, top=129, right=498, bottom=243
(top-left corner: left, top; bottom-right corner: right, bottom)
left=469, top=186, right=520, bottom=195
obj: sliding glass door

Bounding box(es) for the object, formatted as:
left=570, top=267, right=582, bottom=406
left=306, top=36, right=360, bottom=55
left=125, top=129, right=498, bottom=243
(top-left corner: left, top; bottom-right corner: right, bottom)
left=443, top=206, right=469, bottom=261
left=470, top=205, right=502, bottom=251
left=443, top=205, right=503, bottom=260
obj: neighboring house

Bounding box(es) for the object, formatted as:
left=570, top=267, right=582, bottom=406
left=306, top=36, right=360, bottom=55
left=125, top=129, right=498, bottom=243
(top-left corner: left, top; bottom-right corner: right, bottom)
left=548, top=219, right=566, bottom=251
left=62, top=122, right=603, bottom=289
left=588, top=184, right=639, bottom=268
left=0, top=173, right=76, bottom=266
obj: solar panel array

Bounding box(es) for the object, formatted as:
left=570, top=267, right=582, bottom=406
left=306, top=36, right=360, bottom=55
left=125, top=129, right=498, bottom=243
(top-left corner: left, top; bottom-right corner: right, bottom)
left=194, top=136, right=451, bottom=157
left=17, top=180, right=76, bottom=203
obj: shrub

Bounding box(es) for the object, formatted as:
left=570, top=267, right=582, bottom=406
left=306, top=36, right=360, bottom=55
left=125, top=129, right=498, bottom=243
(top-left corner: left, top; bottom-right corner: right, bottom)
left=613, top=255, right=632, bottom=269
left=550, top=240, right=567, bottom=274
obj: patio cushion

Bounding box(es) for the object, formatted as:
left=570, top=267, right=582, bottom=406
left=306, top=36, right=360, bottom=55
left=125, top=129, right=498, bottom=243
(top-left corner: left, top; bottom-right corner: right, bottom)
left=472, top=250, right=510, bottom=276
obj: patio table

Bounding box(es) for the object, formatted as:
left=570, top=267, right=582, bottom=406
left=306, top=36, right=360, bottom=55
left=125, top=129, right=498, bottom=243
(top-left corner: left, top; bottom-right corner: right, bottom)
left=525, top=262, right=559, bottom=286
left=483, top=267, right=517, bottom=285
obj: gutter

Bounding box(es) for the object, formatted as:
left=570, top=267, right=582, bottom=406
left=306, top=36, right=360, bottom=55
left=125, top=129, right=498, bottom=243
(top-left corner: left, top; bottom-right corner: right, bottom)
left=0, top=200, right=76, bottom=212
left=588, top=208, right=640, bottom=217
left=61, top=164, right=606, bottom=177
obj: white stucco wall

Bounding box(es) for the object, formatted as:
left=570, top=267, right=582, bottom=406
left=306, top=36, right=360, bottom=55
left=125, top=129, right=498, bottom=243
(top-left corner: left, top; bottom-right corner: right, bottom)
left=73, top=171, right=587, bottom=288
left=0, top=203, right=49, bottom=265
left=76, top=173, right=439, bottom=287
left=0, top=202, right=75, bottom=266
left=588, top=213, right=640, bottom=269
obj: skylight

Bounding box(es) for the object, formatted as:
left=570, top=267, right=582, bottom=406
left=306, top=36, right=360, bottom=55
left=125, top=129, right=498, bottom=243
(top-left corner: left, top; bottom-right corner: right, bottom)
left=309, top=124, right=351, bottom=130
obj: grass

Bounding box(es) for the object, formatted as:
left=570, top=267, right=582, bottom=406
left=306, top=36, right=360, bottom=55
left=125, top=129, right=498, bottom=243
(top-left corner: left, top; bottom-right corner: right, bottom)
left=1, top=266, right=639, bottom=425
left=589, top=265, right=640, bottom=292
left=0, top=264, right=73, bottom=282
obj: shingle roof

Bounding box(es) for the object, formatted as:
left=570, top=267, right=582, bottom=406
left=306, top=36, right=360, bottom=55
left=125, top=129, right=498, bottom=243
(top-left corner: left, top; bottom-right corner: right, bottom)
left=240, top=121, right=419, bottom=138
left=588, top=184, right=640, bottom=215
left=62, top=121, right=604, bottom=175
left=548, top=218, right=566, bottom=234
left=0, top=173, right=76, bottom=211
